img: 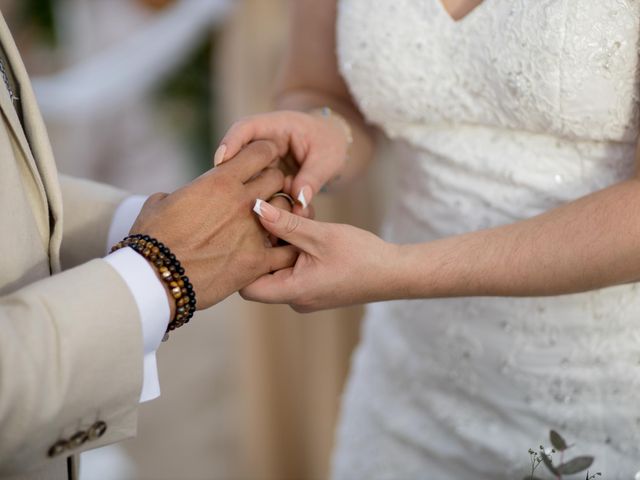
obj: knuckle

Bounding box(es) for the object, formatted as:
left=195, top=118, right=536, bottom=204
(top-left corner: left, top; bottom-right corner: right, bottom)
left=250, top=140, right=278, bottom=161
left=284, top=214, right=302, bottom=235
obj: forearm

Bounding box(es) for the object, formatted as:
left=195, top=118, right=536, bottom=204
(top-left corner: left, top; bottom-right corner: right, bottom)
left=0, top=260, right=142, bottom=472
left=275, top=88, right=376, bottom=183
left=394, top=178, right=640, bottom=299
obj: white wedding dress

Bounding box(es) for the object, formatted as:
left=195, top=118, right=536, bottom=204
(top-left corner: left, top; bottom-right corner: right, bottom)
left=332, top=1, right=640, bottom=478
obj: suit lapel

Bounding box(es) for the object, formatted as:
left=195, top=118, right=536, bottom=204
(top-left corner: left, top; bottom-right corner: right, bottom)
left=0, top=32, right=49, bottom=222
left=0, top=12, right=63, bottom=273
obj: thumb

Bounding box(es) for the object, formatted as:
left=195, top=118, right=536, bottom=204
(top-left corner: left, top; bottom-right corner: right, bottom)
left=253, top=199, right=322, bottom=253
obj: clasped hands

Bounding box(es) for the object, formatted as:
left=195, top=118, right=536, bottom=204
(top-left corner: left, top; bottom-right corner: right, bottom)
left=131, top=111, right=401, bottom=315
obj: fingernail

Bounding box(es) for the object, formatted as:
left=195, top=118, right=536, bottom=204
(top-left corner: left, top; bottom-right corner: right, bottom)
left=253, top=199, right=280, bottom=222
left=213, top=144, right=227, bottom=166
left=297, top=186, right=311, bottom=209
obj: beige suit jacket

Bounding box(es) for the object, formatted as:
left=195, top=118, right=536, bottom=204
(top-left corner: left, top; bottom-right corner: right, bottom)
left=0, top=13, right=145, bottom=480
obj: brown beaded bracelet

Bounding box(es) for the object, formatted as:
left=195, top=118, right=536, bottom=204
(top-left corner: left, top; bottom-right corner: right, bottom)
left=111, top=234, right=197, bottom=341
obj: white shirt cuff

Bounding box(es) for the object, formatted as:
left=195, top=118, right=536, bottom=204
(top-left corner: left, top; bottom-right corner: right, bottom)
left=104, top=195, right=170, bottom=403
left=106, top=195, right=148, bottom=251
left=104, top=248, right=169, bottom=402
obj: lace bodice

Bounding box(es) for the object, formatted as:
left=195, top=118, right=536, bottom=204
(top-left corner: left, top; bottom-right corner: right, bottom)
left=332, top=1, right=640, bottom=478
left=339, top=0, right=640, bottom=143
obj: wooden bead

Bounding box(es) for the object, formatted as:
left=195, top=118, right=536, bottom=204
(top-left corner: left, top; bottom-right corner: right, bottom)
left=111, top=234, right=197, bottom=341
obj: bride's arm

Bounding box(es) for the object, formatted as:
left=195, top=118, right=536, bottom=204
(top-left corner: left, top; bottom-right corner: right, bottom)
left=273, top=0, right=376, bottom=183
left=397, top=172, right=640, bottom=299
left=241, top=150, right=640, bottom=311
left=217, top=0, right=376, bottom=206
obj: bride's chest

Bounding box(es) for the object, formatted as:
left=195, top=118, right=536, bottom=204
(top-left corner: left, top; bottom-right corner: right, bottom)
left=337, top=0, right=640, bottom=142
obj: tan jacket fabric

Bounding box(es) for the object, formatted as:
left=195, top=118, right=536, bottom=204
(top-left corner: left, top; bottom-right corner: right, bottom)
left=0, top=12, right=145, bottom=479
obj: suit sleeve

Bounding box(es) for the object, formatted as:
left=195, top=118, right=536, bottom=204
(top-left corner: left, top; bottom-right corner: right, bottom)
left=0, top=259, right=143, bottom=475
left=58, top=174, right=131, bottom=269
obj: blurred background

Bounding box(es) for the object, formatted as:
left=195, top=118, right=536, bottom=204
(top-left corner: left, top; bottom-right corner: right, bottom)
left=2, top=0, right=393, bottom=478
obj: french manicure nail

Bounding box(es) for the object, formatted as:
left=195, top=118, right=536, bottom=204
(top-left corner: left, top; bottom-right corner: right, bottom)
left=297, top=186, right=310, bottom=209
left=253, top=199, right=280, bottom=222
left=253, top=199, right=264, bottom=217
left=213, top=144, right=227, bottom=166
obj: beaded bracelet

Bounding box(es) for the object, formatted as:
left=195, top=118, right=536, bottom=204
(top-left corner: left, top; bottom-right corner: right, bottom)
left=111, top=234, right=197, bottom=341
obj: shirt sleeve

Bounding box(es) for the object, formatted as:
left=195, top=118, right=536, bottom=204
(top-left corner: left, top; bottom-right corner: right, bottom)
left=104, top=195, right=170, bottom=402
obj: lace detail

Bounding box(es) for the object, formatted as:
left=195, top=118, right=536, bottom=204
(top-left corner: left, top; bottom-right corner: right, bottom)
left=332, top=1, right=640, bottom=478
left=338, top=0, right=640, bottom=143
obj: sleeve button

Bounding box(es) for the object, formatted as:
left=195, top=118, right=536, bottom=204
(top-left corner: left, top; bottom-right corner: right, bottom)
left=87, top=421, right=107, bottom=440
left=47, top=440, right=69, bottom=458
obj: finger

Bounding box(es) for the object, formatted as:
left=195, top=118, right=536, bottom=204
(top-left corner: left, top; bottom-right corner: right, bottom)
left=222, top=140, right=281, bottom=183
left=216, top=114, right=294, bottom=166
left=240, top=269, right=294, bottom=304
left=283, top=175, right=293, bottom=194
left=306, top=204, right=316, bottom=220
left=252, top=200, right=323, bottom=253
left=268, top=195, right=294, bottom=213
left=293, top=203, right=315, bottom=219
left=264, top=245, right=298, bottom=273
left=245, top=167, right=285, bottom=200
left=267, top=195, right=294, bottom=246
left=291, top=152, right=340, bottom=208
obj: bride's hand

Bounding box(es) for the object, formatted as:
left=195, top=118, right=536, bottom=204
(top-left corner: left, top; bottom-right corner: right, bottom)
left=214, top=110, right=351, bottom=212
left=240, top=200, right=400, bottom=312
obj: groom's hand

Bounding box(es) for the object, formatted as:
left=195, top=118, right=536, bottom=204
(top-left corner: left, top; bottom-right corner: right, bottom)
left=130, top=141, right=298, bottom=310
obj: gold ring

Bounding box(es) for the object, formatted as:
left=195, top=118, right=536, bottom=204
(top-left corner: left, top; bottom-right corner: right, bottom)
left=269, top=192, right=295, bottom=208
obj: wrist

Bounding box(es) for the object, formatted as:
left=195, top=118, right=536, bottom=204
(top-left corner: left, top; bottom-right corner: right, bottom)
left=308, top=107, right=353, bottom=146
left=308, top=107, right=354, bottom=187
left=366, top=240, right=410, bottom=303
left=389, top=243, right=438, bottom=300
left=111, top=235, right=197, bottom=341
left=394, top=238, right=475, bottom=300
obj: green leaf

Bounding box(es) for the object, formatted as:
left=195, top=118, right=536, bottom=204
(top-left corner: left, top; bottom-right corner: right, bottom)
left=550, top=430, right=568, bottom=451
left=558, top=456, right=594, bottom=474
left=541, top=452, right=558, bottom=475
